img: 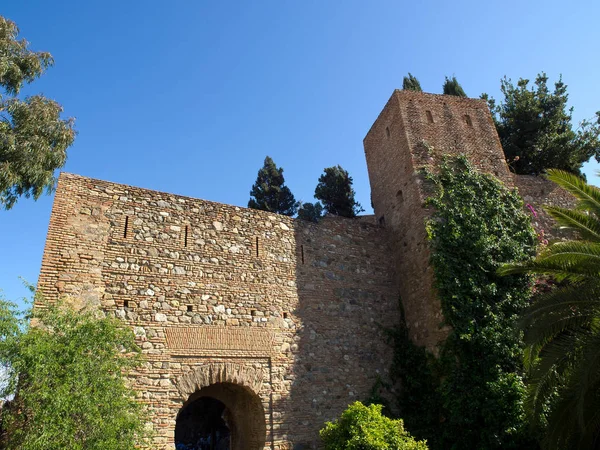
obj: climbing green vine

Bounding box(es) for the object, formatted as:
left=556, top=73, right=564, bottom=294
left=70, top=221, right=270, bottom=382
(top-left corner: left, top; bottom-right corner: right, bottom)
left=388, top=156, right=540, bottom=449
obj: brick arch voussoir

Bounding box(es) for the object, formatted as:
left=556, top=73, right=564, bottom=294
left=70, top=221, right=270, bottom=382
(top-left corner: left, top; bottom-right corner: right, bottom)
left=175, top=362, right=264, bottom=400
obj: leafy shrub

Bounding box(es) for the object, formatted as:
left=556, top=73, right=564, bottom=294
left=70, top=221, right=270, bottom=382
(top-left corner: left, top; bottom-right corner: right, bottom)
left=320, top=401, right=428, bottom=450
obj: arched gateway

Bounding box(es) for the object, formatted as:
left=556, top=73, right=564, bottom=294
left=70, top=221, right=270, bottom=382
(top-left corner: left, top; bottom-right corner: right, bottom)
left=175, top=363, right=267, bottom=450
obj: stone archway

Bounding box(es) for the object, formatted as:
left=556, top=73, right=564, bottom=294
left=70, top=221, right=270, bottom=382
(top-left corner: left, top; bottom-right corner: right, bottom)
left=175, top=363, right=267, bottom=450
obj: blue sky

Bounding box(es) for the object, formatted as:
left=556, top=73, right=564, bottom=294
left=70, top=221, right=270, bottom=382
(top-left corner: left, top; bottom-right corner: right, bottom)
left=2, top=0, right=600, bottom=309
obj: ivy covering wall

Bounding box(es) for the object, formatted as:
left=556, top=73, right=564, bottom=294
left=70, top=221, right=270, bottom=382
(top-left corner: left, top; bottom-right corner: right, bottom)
left=389, top=156, right=540, bottom=449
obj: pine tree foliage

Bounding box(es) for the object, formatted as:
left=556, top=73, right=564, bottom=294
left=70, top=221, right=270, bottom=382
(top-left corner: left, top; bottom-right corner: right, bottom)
left=0, top=294, right=150, bottom=449
left=499, top=169, right=600, bottom=449
left=484, top=73, right=600, bottom=176
left=297, top=201, right=323, bottom=222
left=403, top=73, right=422, bottom=92
left=314, top=165, right=363, bottom=218
left=442, top=76, right=467, bottom=97
left=248, top=156, right=298, bottom=216
left=0, top=16, right=76, bottom=210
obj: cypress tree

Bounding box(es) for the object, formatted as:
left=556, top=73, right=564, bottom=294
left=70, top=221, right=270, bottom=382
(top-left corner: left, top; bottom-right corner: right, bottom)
left=402, top=73, right=423, bottom=92
left=442, top=76, right=467, bottom=97
left=248, top=156, right=297, bottom=216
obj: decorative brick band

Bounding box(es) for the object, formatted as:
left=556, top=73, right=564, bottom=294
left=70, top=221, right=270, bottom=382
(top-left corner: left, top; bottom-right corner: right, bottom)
left=165, top=327, right=274, bottom=354
left=176, top=362, right=265, bottom=398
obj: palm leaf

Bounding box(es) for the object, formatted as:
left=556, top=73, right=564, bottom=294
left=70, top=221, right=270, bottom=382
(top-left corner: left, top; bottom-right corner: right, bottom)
left=546, top=169, right=600, bottom=218
left=572, top=327, right=600, bottom=427
left=520, top=281, right=600, bottom=330
left=545, top=206, right=600, bottom=242
left=500, top=169, right=600, bottom=447
left=543, top=390, right=581, bottom=450
left=499, top=241, right=600, bottom=281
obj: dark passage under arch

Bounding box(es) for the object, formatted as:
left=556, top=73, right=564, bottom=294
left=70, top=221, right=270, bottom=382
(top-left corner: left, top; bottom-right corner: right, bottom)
left=175, top=382, right=266, bottom=450
left=175, top=396, right=231, bottom=450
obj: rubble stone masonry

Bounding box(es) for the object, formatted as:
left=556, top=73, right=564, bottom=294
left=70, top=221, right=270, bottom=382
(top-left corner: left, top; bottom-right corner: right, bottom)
left=37, top=173, right=397, bottom=449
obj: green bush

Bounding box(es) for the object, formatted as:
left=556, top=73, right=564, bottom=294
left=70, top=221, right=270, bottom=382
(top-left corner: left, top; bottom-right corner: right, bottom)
left=320, top=401, right=428, bottom=450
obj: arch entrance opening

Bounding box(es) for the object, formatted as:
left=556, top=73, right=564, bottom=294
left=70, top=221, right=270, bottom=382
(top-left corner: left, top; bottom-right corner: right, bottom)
left=175, top=382, right=266, bottom=450
left=175, top=396, right=230, bottom=449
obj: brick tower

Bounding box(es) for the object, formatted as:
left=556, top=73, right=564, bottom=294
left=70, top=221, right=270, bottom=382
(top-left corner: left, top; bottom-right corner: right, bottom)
left=363, top=90, right=513, bottom=349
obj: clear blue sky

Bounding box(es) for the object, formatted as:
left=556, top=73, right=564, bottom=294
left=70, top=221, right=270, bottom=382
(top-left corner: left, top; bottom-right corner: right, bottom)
left=2, top=0, right=600, bottom=309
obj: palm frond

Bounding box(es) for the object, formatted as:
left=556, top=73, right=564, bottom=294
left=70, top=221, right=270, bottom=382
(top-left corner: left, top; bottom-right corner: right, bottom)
left=543, top=391, right=581, bottom=450
left=524, top=315, right=596, bottom=357
left=545, top=206, right=600, bottom=242
left=525, top=348, right=570, bottom=428
left=571, top=329, right=600, bottom=429
left=499, top=241, right=600, bottom=281
left=546, top=169, right=600, bottom=218
left=498, top=170, right=600, bottom=448
left=520, top=281, right=600, bottom=331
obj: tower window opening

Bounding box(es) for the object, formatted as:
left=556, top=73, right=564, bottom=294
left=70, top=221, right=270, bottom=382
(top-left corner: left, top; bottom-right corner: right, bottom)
left=426, top=110, right=434, bottom=123
left=255, top=237, right=259, bottom=257
left=385, top=126, right=390, bottom=138
left=464, top=114, right=473, bottom=127
left=123, top=216, right=129, bottom=238
left=184, top=225, right=189, bottom=247
left=300, top=245, right=305, bottom=264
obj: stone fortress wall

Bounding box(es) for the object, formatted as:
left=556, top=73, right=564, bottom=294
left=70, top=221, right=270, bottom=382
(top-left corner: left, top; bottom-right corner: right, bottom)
left=37, top=90, right=575, bottom=449
left=37, top=173, right=397, bottom=449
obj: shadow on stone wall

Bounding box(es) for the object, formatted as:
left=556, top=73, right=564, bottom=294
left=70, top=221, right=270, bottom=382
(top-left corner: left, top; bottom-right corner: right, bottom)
left=275, top=216, right=397, bottom=449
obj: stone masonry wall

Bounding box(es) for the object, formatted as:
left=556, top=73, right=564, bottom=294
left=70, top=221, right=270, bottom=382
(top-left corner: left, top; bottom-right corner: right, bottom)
left=37, top=173, right=397, bottom=449
left=513, top=174, right=577, bottom=241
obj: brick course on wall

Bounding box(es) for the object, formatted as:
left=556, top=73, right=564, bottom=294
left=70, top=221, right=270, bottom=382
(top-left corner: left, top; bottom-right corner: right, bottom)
left=37, top=173, right=397, bottom=449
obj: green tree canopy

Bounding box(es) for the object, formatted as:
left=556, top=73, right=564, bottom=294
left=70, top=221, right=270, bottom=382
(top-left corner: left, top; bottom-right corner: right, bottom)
left=484, top=73, right=600, bottom=176
left=442, top=76, right=467, bottom=97
left=248, top=156, right=298, bottom=216
left=403, top=73, right=422, bottom=92
left=320, top=402, right=428, bottom=450
left=0, top=15, right=76, bottom=210
left=314, top=165, right=363, bottom=218
left=499, top=169, right=600, bottom=449
left=297, top=201, right=323, bottom=222
left=0, top=295, right=149, bottom=449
